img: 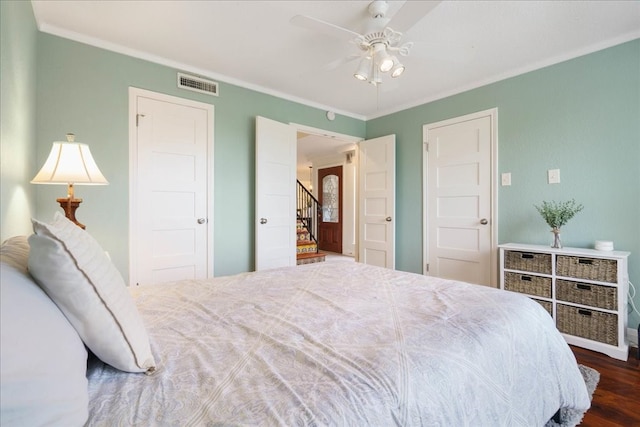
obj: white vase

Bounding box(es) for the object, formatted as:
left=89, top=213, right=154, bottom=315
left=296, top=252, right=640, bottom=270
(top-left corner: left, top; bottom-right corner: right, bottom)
left=551, top=228, right=562, bottom=249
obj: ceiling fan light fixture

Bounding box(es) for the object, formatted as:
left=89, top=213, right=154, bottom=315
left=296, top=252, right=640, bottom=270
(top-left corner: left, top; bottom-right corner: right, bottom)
left=354, top=56, right=372, bottom=81
left=379, top=56, right=394, bottom=73
left=292, top=0, right=436, bottom=87
left=372, top=43, right=394, bottom=73
left=390, top=60, right=405, bottom=78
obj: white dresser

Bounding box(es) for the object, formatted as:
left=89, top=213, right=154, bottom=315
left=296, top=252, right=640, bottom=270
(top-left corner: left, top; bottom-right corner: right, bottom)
left=499, top=243, right=630, bottom=360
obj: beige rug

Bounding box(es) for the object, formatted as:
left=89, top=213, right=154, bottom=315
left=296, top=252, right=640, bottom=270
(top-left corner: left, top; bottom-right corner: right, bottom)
left=545, top=364, right=600, bottom=427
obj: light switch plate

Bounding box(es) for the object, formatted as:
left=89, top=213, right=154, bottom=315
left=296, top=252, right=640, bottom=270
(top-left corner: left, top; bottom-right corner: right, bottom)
left=501, top=172, right=511, bottom=186
left=548, top=169, right=560, bottom=184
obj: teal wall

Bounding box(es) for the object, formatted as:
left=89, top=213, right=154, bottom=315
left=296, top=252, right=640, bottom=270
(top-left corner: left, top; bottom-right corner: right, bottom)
left=367, top=39, right=640, bottom=328
left=1, top=3, right=638, bottom=329
left=0, top=0, right=38, bottom=240
left=34, top=33, right=365, bottom=279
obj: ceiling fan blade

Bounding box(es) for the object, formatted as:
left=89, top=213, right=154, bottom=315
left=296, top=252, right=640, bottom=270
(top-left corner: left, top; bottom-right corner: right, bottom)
left=322, top=54, right=361, bottom=71
left=290, top=14, right=361, bottom=42
left=386, top=1, right=442, bottom=33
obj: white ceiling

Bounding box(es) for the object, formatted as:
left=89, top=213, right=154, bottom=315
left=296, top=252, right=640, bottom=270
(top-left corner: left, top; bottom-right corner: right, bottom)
left=32, top=1, right=640, bottom=122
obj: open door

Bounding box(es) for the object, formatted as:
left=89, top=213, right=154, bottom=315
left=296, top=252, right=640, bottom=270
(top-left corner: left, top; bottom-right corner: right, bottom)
left=255, top=116, right=297, bottom=271
left=358, top=135, right=396, bottom=269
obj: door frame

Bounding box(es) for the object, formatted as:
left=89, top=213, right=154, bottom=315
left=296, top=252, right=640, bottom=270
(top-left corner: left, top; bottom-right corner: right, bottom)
left=291, top=123, right=362, bottom=257
left=128, top=87, right=214, bottom=285
left=422, top=108, right=498, bottom=286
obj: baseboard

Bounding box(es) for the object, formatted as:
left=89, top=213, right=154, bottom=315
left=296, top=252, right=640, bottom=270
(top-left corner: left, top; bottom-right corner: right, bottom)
left=628, top=327, right=639, bottom=348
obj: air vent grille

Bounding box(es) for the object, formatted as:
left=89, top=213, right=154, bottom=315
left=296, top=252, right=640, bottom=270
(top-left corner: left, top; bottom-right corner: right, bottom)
left=177, top=73, right=219, bottom=97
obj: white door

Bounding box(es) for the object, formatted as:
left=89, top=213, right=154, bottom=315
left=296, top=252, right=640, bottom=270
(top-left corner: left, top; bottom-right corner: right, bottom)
left=255, top=116, right=297, bottom=271
left=358, top=135, right=396, bottom=269
left=129, top=88, right=213, bottom=286
left=423, top=109, right=496, bottom=286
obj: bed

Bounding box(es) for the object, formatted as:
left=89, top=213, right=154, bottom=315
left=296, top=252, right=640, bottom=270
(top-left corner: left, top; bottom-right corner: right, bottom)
left=1, top=213, right=591, bottom=426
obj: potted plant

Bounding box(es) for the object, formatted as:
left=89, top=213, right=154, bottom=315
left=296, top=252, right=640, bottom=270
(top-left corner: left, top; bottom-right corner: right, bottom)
left=534, top=199, right=584, bottom=248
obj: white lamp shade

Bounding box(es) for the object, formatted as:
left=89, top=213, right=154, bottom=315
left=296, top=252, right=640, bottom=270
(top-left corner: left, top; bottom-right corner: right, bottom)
left=32, top=142, right=108, bottom=185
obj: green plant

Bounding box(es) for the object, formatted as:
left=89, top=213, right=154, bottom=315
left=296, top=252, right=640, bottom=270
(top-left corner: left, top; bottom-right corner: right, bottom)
left=534, top=199, right=584, bottom=229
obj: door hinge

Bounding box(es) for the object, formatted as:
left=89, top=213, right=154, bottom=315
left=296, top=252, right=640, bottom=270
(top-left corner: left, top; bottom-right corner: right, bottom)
left=425, top=263, right=429, bottom=272
left=136, top=113, right=146, bottom=127
left=424, top=141, right=429, bottom=152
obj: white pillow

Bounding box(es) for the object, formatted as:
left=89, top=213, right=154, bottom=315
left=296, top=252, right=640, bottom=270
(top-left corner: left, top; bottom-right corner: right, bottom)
left=28, top=212, right=156, bottom=374
left=1, top=236, right=89, bottom=426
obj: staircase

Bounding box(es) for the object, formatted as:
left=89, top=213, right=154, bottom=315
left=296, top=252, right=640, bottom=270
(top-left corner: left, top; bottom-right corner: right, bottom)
left=296, top=180, right=326, bottom=265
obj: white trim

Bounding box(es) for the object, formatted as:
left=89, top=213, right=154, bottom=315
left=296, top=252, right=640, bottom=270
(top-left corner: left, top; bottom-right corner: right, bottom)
left=366, top=32, right=640, bottom=120
left=290, top=123, right=363, bottom=143
left=422, top=108, right=498, bottom=287
left=32, top=7, right=639, bottom=122
left=38, top=17, right=639, bottom=122
left=128, top=87, right=214, bottom=285
left=36, top=22, right=365, bottom=121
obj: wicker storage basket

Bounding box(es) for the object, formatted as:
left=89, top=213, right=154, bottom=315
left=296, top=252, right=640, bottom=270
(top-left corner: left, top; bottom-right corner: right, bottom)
left=504, top=272, right=552, bottom=298
left=556, top=255, right=617, bottom=283
left=531, top=298, right=553, bottom=317
left=556, top=304, right=617, bottom=346
left=504, top=251, right=552, bottom=274
left=556, top=279, right=617, bottom=310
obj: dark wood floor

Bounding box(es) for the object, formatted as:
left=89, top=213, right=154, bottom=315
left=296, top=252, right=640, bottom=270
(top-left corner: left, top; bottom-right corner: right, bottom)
left=571, top=345, right=640, bottom=426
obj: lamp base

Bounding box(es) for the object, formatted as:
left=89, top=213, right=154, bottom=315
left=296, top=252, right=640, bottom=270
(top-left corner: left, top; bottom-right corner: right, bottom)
left=56, top=197, right=85, bottom=229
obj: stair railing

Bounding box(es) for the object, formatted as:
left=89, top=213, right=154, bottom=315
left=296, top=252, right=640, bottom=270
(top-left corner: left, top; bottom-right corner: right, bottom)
left=296, top=180, right=321, bottom=252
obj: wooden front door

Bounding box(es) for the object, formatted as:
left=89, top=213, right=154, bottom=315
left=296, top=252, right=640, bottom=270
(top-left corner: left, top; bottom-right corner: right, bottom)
left=318, top=166, right=343, bottom=254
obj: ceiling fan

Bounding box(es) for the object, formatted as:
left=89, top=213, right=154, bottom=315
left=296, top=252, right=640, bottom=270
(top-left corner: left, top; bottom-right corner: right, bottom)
left=291, top=0, right=441, bottom=85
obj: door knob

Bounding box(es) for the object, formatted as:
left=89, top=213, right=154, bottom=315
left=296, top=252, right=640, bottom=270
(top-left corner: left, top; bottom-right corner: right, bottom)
left=260, top=218, right=268, bottom=224
left=386, top=217, right=392, bottom=222
left=480, top=218, right=488, bottom=225
left=197, top=218, right=206, bottom=224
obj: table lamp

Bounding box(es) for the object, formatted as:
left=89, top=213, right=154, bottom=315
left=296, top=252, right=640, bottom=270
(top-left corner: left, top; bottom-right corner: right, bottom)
left=31, top=133, right=108, bottom=229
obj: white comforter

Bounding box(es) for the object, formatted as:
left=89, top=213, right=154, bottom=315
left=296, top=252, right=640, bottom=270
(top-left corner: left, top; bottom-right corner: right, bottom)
left=87, top=262, right=590, bottom=426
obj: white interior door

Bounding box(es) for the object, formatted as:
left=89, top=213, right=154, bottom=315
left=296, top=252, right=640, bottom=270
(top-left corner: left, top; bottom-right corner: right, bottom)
left=423, top=109, right=496, bottom=286
left=255, top=116, right=297, bottom=271
left=129, top=88, right=213, bottom=286
left=358, top=135, right=396, bottom=269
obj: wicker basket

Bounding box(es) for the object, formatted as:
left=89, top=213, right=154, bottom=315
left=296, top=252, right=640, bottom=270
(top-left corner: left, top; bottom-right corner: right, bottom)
left=504, top=251, right=552, bottom=274
left=556, top=255, right=617, bottom=283
left=556, top=304, right=617, bottom=346
left=531, top=298, right=553, bottom=317
left=504, top=272, right=552, bottom=298
left=556, top=279, right=617, bottom=310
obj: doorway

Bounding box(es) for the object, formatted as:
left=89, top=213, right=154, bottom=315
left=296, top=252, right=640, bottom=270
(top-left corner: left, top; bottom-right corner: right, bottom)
left=318, top=165, right=343, bottom=253
left=294, top=124, right=360, bottom=257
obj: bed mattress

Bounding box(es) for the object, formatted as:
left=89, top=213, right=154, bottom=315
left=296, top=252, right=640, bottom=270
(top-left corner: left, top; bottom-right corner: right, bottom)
left=87, top=262, right=589, bottom=426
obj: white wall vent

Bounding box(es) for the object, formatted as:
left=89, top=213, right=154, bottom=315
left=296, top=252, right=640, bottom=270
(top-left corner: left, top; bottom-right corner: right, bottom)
left=177, top=73, right=219, bottom=97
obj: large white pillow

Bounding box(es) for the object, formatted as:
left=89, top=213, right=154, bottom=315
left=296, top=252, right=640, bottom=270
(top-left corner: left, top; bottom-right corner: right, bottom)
left=28, top=212, right=156, bottom=374
left=1, top=236, right=89, bottom=426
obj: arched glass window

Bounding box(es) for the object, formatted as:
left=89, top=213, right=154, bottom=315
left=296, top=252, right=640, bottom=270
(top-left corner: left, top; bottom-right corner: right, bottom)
left=322, top=174, right=339, bottom=223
